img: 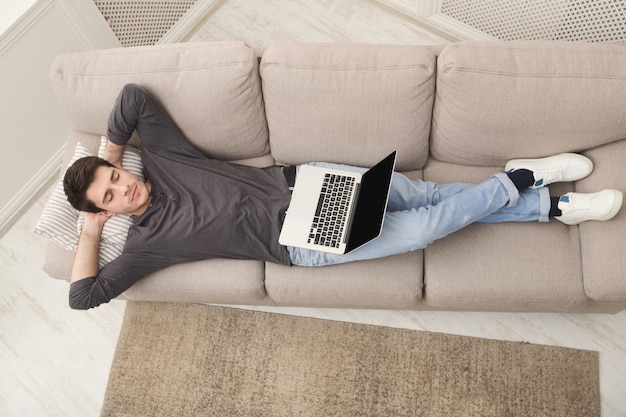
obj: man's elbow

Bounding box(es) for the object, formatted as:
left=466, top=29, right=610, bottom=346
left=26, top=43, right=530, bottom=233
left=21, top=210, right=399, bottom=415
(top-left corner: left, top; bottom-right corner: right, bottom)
left=69, top=300, right=91, bottom=310
left=68, top=277, right=105, bottom=310
left=68, top=294, right=96, bottom=310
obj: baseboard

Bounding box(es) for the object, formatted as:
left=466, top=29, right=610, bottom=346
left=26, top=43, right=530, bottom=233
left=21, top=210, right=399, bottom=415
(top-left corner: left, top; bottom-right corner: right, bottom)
left=158, top=0, right=227, bottom=44
left=0, top=146, right=64, bottom=238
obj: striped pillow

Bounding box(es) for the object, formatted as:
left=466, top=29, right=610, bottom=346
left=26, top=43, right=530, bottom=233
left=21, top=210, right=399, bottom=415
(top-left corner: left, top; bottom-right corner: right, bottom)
left=35, top=137, right=143, bottom=268
left=34, top=142, right=90, bottom=251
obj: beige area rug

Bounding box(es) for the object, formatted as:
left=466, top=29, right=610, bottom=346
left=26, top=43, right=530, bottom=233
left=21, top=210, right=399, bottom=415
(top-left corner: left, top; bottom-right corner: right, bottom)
left=101, top=302, right=600, bottom=417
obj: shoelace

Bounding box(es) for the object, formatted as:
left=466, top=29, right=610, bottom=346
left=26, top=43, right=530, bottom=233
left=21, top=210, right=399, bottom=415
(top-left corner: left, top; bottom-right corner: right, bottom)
left=535, top=165, right=566, bottom=186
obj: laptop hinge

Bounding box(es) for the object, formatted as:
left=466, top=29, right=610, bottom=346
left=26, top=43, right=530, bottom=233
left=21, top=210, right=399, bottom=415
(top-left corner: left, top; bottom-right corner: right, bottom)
left=342, top=182, right=361, bottom=245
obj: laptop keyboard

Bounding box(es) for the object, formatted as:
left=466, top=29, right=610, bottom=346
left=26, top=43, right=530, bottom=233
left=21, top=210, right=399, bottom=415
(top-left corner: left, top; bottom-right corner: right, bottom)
left=308, top=173, right=356, bottom=248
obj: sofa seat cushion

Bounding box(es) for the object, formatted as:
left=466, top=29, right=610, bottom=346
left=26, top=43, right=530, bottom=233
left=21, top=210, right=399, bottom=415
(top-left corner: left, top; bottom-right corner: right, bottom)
left=44, top=240, right=270, bottom=305
left=122, top=259, right=270, bottom=305
left=260, top=43, right=436, bottom=171
left=422, top=161, right=589, bottom=312
left=578, top=141, right=626, bottom=302
left=265, top=251, right=423, bottom=309
left=424, top=223, right=589, bottom=312
left=432, top=41, right=626, bottom=166
left=49, top=41, right=270, bottom=164
left=44, top=240, right=78, bottom=281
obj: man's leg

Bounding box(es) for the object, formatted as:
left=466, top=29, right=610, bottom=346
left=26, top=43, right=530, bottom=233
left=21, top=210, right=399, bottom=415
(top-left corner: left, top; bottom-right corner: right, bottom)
left=287, top=153, right=622, bottom=266
left=387, top=175, right=550, bottom=223
left=289, top=172, right=530, bottom=266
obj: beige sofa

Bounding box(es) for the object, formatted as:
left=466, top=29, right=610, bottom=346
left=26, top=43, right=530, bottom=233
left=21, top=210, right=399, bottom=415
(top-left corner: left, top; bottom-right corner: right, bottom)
left=42, top=41, right=626, bottom=313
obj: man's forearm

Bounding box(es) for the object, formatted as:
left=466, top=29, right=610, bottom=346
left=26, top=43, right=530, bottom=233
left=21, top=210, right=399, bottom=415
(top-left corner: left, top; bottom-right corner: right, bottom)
left=70, top=219, right=105, bottom=283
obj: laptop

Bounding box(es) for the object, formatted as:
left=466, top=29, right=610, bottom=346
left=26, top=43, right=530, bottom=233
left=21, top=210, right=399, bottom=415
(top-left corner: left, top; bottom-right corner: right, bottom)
left=279, top=151, right=397, bottom=254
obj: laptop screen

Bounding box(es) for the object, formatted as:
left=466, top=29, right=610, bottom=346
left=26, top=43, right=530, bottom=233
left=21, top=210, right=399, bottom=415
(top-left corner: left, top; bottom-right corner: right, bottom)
left=345, top=151, right=396, bottom=252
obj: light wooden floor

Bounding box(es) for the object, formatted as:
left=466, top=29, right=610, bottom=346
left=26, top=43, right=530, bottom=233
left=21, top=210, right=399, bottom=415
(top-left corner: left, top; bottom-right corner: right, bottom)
left=2, top=1, right=625, bottom=416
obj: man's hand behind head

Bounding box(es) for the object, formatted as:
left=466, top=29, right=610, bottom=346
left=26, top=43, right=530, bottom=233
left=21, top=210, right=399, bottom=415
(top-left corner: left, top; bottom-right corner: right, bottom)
left=102, top=139, right=125, bottom=168
left=81, top=211, right=115, bottom=236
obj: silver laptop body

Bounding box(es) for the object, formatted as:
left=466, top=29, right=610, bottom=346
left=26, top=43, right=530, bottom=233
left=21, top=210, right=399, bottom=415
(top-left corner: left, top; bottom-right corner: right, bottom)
left=279, top=151, right=397, bottom=254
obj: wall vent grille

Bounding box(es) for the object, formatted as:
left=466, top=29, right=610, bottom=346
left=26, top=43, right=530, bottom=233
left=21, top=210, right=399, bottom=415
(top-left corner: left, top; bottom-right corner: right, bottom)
left=441, top=0, right=626, bottom=42
left=93, top=0, right=197, bottom=47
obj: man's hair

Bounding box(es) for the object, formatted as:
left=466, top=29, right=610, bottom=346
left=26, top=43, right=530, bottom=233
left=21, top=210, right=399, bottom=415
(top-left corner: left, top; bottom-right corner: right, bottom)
left=63, top=156, right=114, bottom=213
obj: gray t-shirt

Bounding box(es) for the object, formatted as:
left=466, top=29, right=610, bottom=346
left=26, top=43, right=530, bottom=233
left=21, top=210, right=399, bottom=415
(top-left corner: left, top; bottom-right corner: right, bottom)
left=69, top=84, right=291, bottom=309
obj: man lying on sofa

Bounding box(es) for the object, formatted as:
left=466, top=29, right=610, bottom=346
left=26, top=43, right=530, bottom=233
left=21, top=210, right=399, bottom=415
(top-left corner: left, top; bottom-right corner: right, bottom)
left=63, top=84, right=624, bottom=310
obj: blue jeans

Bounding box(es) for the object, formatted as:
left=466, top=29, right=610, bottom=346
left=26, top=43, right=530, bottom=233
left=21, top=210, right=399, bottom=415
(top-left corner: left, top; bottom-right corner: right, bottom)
left=288, top=163, right=550, bottom=267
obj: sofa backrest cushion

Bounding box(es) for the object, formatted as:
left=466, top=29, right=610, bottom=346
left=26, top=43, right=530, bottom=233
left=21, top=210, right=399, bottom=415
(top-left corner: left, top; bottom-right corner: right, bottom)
left=432, top=41, right=626, bottom=166
left=260, top=43, right=437, bottom=171
left=49, top=42, right=269, bottom=163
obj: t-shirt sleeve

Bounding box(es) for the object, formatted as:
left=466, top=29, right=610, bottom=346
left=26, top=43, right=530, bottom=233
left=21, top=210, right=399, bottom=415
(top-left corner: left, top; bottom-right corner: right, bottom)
left=106, top=83, right=205, bottom=159
left=68, top=252, right=175, bottom=310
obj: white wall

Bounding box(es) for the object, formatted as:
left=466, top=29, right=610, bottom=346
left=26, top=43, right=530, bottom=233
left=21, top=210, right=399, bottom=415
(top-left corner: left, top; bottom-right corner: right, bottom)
left=0, top=0, right=38, bottom=33
left=0, top=0, right=120, bottom=234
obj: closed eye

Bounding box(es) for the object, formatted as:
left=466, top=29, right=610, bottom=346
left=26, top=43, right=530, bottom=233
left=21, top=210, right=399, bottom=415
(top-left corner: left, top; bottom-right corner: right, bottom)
left=103, top=190, right=112, bottom=204
left=103, top=169, right=118, bottom=204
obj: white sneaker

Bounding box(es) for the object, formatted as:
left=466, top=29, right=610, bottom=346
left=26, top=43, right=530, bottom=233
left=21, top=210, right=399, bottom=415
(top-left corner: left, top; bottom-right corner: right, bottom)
left=556, top=189, right=623, bottom=225
left=505, top=153, right=593, bottom=189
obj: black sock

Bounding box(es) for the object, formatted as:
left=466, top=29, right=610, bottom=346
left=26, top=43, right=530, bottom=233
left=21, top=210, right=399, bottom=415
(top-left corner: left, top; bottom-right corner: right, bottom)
left=550, top=197, right=562, bottom=217
left=507, top=169, right=535, bottom=191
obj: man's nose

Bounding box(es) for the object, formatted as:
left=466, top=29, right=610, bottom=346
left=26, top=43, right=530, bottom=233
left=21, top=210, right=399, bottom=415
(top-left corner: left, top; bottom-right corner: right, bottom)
left=114, top=183, right=130, bottom=195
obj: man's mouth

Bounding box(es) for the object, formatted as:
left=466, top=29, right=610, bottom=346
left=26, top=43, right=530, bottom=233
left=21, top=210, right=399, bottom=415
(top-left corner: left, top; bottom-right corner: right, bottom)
left=131, top=185, right=137, bottom=202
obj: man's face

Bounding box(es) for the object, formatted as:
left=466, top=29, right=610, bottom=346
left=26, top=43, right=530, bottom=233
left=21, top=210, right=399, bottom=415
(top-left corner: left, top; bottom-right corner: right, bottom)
left=85, top=166, right=151, bottom=216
